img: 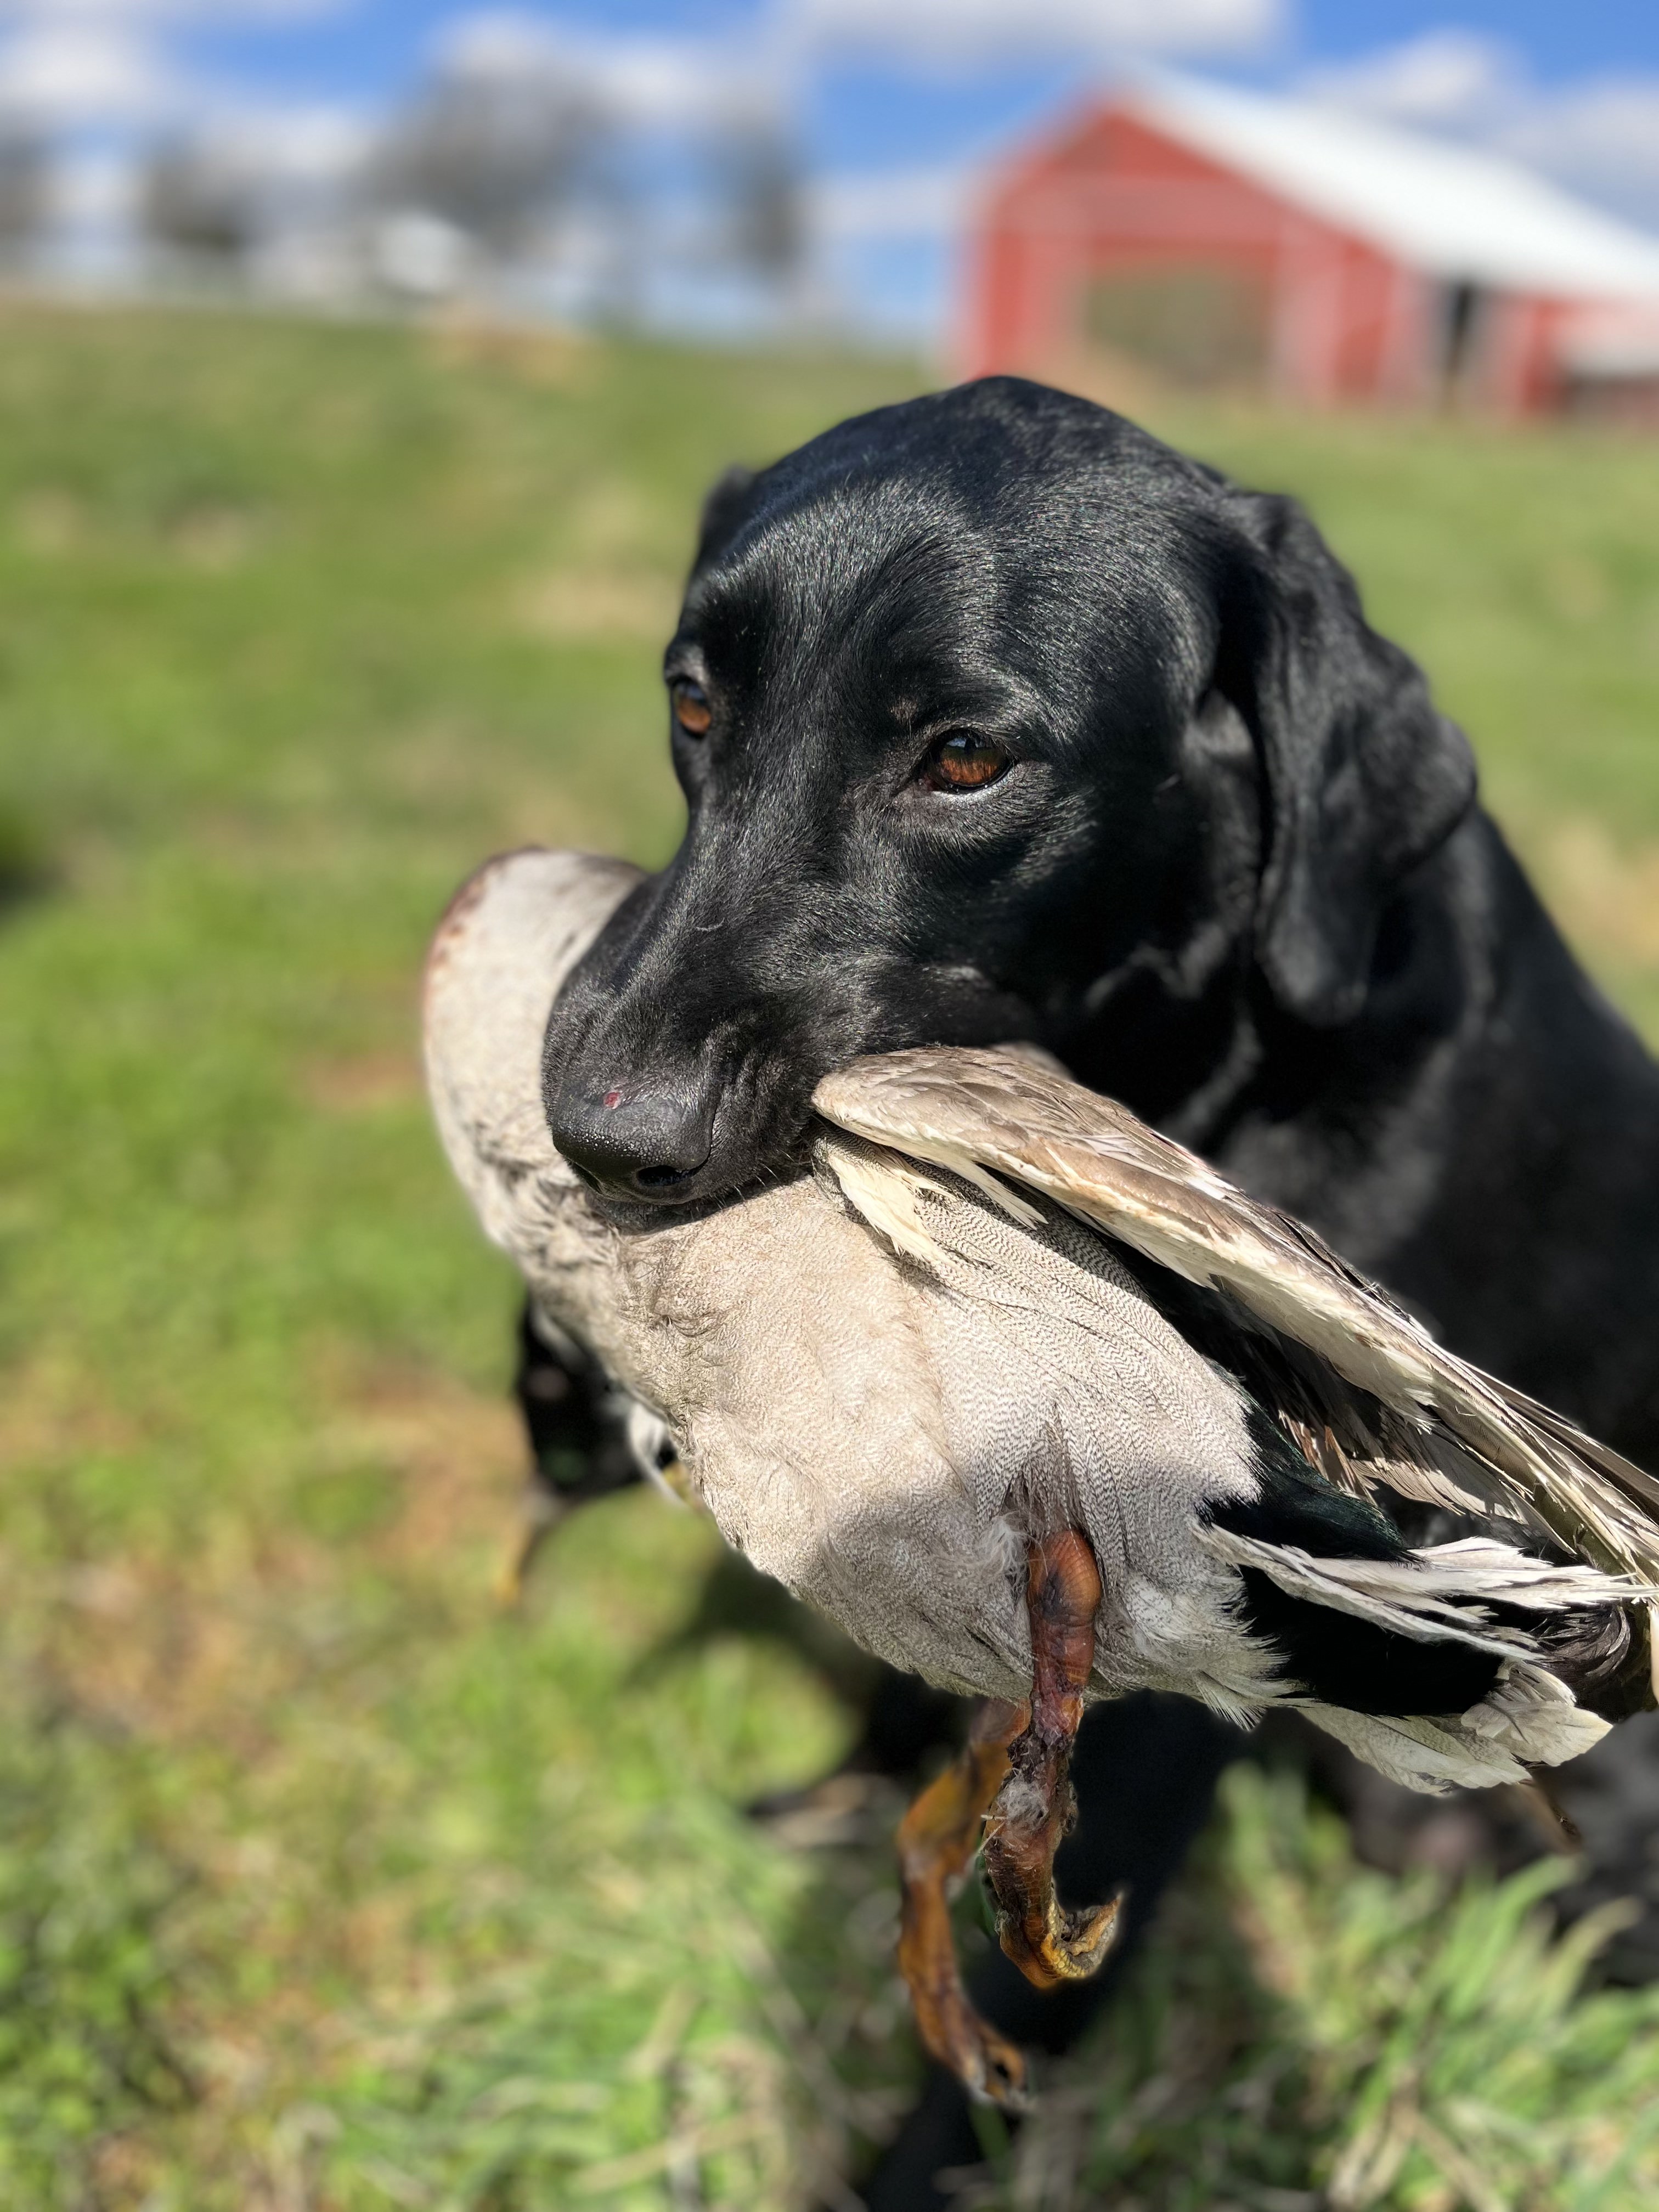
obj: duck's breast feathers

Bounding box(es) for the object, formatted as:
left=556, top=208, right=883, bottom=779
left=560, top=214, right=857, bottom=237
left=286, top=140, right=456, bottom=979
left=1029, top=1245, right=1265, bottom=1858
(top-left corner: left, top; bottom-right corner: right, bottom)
left=813, top=1128, right=1261, bottom=1513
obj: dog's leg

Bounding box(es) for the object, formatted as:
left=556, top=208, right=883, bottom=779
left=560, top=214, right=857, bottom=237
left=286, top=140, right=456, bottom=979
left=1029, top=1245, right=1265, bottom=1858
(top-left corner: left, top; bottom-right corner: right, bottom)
left=984, top=1531, right=1121, bottom=1988
left=493, top=1480, right=568, bottom=1609
left=896, top=1695, right=1030, bottom=2109
left=497, top=1300, right=647, bottom=1605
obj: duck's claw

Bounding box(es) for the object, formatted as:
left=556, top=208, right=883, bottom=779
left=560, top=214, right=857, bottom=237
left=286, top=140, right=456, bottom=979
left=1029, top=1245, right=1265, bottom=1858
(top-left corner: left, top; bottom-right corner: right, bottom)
left=911, top=1972, right=1031, bottom=2113
left=895, top=1695, right=1032, bottom=2111
left=992, top=1875, right=1122, bottom=1987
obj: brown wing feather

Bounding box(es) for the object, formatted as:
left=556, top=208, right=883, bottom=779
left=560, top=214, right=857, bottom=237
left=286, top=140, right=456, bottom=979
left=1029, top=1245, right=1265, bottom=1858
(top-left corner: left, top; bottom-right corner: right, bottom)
left=813, top=1046, right=1659, bottom=1582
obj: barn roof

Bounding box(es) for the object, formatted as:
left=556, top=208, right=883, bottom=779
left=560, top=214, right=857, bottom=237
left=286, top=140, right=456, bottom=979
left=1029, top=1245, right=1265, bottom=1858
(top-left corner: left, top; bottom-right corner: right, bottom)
left=1122, top=75, right=1659, bottom=303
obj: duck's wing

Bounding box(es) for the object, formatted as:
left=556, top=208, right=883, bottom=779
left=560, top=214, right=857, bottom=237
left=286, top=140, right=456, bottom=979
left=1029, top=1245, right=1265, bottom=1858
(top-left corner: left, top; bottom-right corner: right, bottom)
left=812, top=1046, right=1659, bottom=1583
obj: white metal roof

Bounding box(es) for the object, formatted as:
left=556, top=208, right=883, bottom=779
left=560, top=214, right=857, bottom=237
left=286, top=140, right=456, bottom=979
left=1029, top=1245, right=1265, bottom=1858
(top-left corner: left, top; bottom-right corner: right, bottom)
left=1559, top=302, right=1659, bottom=377
left=1125, top=74, right=1659, bottom=303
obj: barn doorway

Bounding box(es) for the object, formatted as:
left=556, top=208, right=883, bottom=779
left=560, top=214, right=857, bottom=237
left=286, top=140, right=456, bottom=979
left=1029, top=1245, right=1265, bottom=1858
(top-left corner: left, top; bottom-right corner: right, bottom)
left=1440, top=279, right=1487, bottom=402
left=1084, top=263, right=1271, bottom=387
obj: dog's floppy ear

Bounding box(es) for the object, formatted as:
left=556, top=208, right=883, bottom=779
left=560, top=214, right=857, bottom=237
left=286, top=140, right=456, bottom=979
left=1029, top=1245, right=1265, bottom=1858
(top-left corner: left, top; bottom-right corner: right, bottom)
left=690, top=463, right=760, bottom=576
left=1216, top=490, right=1476, bottom=1026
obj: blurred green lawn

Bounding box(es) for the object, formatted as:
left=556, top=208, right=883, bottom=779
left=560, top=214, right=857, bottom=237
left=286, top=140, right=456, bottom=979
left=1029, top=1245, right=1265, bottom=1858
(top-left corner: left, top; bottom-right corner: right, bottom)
left=4, top=306, right=1659, bottom=2209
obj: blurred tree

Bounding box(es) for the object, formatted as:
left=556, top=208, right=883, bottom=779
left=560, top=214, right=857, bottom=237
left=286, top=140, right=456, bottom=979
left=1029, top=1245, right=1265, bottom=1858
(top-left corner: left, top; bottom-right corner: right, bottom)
left=138, top=139, right=262, bottom=278
left=714, top=120, right=805, bottom=294
left=368, top=66, right=604, bottom=263
left=0, top=122, right=47, bottom=272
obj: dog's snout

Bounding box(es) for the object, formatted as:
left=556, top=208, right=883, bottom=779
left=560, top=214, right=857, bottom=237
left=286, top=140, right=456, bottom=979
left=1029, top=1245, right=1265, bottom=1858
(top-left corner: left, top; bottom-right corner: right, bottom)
left=548, top=1082, right=715, bottom=1201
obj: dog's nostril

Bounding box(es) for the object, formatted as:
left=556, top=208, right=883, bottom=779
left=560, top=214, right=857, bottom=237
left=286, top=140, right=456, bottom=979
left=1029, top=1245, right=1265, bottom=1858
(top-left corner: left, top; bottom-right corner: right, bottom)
left=547, top=1079, right=714, bottom=1201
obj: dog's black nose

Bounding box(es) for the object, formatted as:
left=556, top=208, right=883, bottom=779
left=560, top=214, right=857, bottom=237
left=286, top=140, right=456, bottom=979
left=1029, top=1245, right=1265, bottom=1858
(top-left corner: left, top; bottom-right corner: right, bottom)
left=547, top=1082, right=715, bottom=1201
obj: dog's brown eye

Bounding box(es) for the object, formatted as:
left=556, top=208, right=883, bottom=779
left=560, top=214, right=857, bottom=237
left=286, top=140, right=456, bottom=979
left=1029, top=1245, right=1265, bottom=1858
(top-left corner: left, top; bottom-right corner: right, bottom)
left=671, top=679, right=712, bottom=736
left=922, top=731, right=1011, bottom=792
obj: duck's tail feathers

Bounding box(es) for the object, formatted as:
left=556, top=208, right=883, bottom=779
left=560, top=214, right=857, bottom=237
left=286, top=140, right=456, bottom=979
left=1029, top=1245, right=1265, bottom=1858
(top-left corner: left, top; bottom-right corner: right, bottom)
left=1198, top=1523, right=1653, bottom=1662
left=1197, top=1523, right=1642, bottom=1791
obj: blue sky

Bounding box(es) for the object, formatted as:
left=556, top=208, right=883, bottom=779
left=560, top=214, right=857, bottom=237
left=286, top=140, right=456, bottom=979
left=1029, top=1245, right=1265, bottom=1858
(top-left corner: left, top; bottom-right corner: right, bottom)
left=11, top=2, right=1659, bottom=340
left=171, top=2, right=1659, bottom=95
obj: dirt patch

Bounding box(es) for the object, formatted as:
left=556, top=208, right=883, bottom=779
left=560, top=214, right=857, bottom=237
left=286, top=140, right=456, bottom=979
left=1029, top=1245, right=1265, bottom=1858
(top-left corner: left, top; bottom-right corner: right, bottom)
left=302, top=1049, right=424, bottom=1114
left=0, top=1353, right=147, bottom=1477
left=566, top=480, right=663, bottom=558
left=10, top=1358, right=525, bottom=1752
left=168, top=505, right=264, bottom=572
left=1537, top=817, right=1659, bottom=968
left=424, top=311, right=596, bottom=392
left=511, top=566, right=680, bottom=644
left=14, top=486, right=83, bottom=554
left=311, top=1355, right=526, bottom=1572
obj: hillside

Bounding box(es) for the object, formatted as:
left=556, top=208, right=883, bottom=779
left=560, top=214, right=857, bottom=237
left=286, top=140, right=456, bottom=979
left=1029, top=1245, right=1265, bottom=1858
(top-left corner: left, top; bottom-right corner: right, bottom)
left=2, top=306, right=1659, bottom=2208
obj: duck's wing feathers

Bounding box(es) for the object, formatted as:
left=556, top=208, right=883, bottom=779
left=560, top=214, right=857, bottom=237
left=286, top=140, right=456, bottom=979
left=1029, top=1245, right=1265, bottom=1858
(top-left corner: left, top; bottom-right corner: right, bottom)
left=812, top=1046, right=1659, bottom=1583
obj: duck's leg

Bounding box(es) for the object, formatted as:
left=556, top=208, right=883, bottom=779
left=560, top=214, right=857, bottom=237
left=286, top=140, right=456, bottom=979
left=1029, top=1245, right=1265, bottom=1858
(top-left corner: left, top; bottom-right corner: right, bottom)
left=896, top=1695, right=1031, bottom=2109
left=983, top=1530, right=1122, bottom=1988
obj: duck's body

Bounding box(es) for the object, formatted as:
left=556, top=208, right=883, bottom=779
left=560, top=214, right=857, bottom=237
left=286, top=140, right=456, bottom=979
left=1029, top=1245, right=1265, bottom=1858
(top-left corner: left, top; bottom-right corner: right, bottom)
left=426, top=849, right=1659, bottom=1798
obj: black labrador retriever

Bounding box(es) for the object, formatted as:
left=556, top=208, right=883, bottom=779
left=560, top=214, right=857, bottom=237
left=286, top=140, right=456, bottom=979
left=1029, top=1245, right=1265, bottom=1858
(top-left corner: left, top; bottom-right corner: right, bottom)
left=529, top=377, right=1659, bottom=2199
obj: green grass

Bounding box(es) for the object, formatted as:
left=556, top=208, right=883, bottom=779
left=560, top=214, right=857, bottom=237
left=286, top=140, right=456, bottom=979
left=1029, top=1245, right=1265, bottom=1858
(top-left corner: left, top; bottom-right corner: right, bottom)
left=978, top=1768, right=1659, bottom=2212
left=2, top=304, right=1659, bottom=2206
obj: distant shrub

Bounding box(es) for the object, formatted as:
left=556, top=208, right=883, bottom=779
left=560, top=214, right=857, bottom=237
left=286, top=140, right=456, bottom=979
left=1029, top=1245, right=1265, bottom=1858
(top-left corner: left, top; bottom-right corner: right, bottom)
left=0, top=803, right=49, bottom=909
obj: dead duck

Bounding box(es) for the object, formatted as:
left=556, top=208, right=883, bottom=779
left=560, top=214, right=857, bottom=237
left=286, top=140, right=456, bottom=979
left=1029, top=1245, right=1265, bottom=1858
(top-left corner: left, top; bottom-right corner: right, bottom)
left=425, top=847, right=1659, bottom=2108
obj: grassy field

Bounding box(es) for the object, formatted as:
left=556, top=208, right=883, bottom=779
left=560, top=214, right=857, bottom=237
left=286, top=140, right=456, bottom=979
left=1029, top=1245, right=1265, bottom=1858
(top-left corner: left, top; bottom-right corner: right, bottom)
left=3, top=306, right=1659, bottom=2209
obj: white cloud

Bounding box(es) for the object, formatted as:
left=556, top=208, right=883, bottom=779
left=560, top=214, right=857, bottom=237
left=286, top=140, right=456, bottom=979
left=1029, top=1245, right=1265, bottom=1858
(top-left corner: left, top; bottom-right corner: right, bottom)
left=433, top=8, right=580, bottom=74
left=1498, top=77, right=1659, bottom=202
left=779, top=0, right=1283, bottom=65
left=189, top=98, right=373, bottom=184
left=1300, top=33, right=1659, bottom=229
left=0, top=2, right=342, bottom=21
left=436, top=10, right=784, bottom=128
left=1299, top=30, right=1520, bottom=128
left=811, top=163, right=972, bottom=239
left=0, top=1, right=373, bottom=150
left=0, top=1, right=350, bottom=129
left=0, top=19, right=177, bottom=122
left=432, top=0, right=1284, bottom=138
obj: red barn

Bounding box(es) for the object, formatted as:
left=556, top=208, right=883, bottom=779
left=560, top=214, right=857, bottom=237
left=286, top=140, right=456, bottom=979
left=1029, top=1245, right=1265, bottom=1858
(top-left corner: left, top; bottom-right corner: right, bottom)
left=961, top=76, right=1659, bottom=419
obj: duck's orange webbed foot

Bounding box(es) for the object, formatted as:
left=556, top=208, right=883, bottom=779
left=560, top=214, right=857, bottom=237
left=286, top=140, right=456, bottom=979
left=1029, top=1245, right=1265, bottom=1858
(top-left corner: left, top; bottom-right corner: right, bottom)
left=984, top=1530, right=1121, bottom=1988
left=895, top=1696, right=1032, bottom=2110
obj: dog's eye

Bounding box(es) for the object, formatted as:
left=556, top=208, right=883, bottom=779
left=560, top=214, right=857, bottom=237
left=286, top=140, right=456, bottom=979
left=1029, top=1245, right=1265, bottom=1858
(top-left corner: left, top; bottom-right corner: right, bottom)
left=922, top=731, right=1011, bottom=792
left=670, top=679, right=712, bottom=736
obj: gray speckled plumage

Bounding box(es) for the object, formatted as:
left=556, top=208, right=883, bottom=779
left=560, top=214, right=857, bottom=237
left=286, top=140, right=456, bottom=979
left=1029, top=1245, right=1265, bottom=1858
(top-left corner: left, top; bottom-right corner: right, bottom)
left=424, top=848, right=1659, bottom=1795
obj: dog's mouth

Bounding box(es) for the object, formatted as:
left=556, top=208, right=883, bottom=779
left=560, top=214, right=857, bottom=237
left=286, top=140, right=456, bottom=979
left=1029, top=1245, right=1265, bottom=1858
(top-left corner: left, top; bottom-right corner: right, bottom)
left=579, top=1147, right=818, bottom=1229
left=567, top=1158, right=708, bottom=1198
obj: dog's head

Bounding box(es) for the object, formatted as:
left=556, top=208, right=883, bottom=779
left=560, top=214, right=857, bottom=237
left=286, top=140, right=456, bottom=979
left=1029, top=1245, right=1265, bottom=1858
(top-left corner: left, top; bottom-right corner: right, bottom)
left=544, top=377, right=1475, bottom=1206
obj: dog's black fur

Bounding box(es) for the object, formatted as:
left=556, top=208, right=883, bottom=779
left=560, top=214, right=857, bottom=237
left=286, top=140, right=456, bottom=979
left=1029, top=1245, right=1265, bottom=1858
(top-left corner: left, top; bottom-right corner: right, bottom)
left=529, top=377, right=1659, bottom=2202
